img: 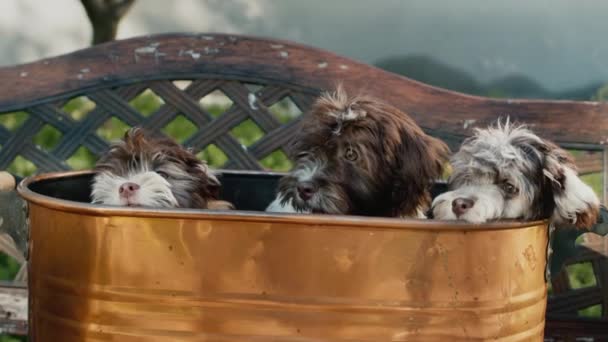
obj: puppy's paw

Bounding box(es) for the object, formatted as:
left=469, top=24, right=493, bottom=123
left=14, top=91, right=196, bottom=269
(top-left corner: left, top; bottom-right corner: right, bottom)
left=207, top=200, right=235, bottom=210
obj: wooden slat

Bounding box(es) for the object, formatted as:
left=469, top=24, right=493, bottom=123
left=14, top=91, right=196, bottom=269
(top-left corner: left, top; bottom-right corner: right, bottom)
left=0, top=283, right=27, bottom=336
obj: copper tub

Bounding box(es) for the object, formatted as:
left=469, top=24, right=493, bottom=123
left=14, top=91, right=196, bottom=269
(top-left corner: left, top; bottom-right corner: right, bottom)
left=18, top=170, right=549, bottom=341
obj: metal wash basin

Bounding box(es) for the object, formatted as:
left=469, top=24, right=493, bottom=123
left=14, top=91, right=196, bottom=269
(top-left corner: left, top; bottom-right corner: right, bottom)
left=18, top=170, right=549, bottom=341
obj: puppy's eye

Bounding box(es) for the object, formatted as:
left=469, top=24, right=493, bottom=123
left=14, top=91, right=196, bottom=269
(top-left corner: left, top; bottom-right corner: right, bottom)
left=502, top=182, right=518, bottom=195
left=344, top=147, right=358, bottom=161
left=156, top=171, right=169, bottom=179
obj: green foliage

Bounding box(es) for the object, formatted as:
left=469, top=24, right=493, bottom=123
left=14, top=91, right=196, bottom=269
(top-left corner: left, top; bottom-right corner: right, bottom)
left=63, top=96, right=96, bottom=121
left=0, top=93, right=295, bottom=178
left=0, top=112, right=28, bottom=131
left=567, top=262, right=597, bottom=289
left=7, top=156, right=36, bottom=178
left=581, top=172, right=602, bottom=199
left=579, top=304, right=602, bottom=318
left=96, top=117, right=131, bottom=142
left=162, top=116, right=197, bottom=143
left=0, top=255, right=20, bottom=281
left=0, top=335, right=26, bottom=342
left=128, top=90, right=164, bottom=117
left=592, top=84, right=608, bottom=102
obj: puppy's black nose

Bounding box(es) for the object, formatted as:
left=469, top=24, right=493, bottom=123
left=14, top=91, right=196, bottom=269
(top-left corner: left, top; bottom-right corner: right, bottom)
left=297, top=182, right=316, bottom=201
left=452, top=197, right=475, bottom=217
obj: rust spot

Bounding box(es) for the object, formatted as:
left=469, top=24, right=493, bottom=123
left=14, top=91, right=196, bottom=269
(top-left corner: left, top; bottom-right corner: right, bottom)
left=522, top=244, right=537, bottom=270
left=333, top=249, right=354, bottom=272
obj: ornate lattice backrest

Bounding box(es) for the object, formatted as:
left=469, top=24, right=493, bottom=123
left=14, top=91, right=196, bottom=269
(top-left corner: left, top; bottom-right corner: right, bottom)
left=0, top=32, right=607, bottom=339
left=1, top=33, right=607, bottom=178
left=0, top=78, right=316, bottom=176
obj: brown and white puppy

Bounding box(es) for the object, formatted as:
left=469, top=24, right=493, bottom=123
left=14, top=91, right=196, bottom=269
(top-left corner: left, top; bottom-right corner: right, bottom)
left=431, top=119, right=599, bottom=228
left=92, top=128, right=233, bottom=210
left=266, top=86, right=450, bottom=218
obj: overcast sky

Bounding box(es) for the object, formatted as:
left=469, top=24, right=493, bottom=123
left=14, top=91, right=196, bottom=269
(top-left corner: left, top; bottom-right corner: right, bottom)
left=1, top=0, right=607, bottom=91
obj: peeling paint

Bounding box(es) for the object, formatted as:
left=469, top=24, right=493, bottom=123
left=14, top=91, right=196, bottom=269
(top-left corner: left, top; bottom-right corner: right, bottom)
left=248, top=93, right=258, bottom=110
left=80, top=68, right=90, bottom=73
left=279, top=51, right=289, bottom=58
left=462, top=119, right=476, bottom=129
left=270, top=44, right=284, bottom=49
left=204, top=47, right=220, bottom=55
left=135, top=42, right=160, bottom=54
left=339, top=64, right=349, bottom=70
left=19, top=72, right=28, bottom=77
left=183, top=49, right=201, bottom=59
left=134, top=42, right=165, bottom=63
left=317, top=62, right=328, bottom=68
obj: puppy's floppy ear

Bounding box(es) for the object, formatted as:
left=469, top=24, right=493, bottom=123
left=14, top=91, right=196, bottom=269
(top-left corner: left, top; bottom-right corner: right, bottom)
left=391, top=126, right=450, bottom=216
left=542, top=142, right=600, bottom=229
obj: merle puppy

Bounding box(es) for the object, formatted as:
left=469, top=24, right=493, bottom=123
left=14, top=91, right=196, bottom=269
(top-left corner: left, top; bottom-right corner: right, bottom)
left=431, top=119, right=599, bottom=228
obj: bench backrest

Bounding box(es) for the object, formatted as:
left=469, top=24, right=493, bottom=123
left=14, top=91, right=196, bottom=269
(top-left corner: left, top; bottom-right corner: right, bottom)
left=0, top=33, right=607, bottom=177
left=0, top=33, right=607, bottom=339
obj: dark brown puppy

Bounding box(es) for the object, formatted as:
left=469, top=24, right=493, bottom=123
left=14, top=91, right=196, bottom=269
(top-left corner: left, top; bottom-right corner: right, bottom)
left=267, top=85, right=449, bottom=218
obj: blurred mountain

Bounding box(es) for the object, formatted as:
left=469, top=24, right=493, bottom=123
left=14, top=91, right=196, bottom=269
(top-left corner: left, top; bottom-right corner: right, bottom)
left=553, top=82, right=606, bottom=100
left=375, top=55, right=605, bottom=101
left=484, top=74, right=548, bottom=98
left=375, top=55, right=482, bottom=96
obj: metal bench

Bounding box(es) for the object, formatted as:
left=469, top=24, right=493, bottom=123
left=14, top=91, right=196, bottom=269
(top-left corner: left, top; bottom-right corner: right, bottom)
left=0, top=32, right=606, bottom=340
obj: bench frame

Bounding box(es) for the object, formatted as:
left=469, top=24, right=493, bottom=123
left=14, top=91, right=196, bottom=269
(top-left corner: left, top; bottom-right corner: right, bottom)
left=0, top=32, right=606, bottom=339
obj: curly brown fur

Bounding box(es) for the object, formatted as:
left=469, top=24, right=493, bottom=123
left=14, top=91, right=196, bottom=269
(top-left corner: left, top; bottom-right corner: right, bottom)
left=267, top=85, right=450, bottom=217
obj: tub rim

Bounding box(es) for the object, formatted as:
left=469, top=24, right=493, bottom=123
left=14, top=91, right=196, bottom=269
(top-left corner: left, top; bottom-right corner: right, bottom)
left=17, top=170, right=548, bottom=232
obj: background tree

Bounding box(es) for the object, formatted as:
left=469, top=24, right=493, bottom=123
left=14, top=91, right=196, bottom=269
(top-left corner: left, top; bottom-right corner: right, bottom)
left=80, top=0, right=136, bottom=45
